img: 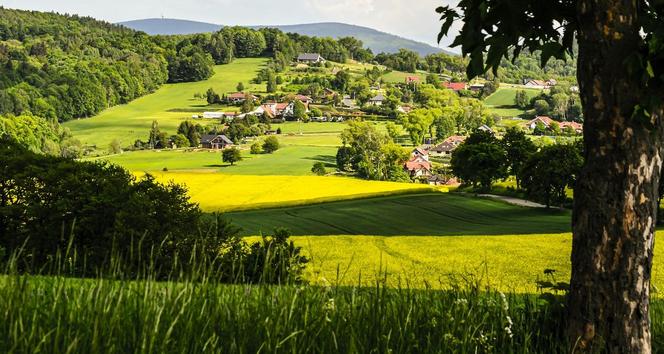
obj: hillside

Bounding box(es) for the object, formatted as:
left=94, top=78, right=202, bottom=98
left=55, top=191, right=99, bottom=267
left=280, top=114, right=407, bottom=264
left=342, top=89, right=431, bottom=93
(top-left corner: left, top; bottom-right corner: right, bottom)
left=119, top=19, right=449, bottom=56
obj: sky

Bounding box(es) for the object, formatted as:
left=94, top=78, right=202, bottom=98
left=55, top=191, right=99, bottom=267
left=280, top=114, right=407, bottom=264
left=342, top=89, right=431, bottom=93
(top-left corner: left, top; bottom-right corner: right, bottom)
left=0, top=0, right=460, bottom=49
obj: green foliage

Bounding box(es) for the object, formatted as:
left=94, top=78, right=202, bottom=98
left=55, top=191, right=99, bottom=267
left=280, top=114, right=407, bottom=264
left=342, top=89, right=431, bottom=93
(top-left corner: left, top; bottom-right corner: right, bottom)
left=311, top=162, right=327, bottom=176
left=451, top=130, right=507, bottom=191
left=177, top=121, right=203, bottom=147
left=206, top=88, right=221, bottom=105
left=262, top=136, right=280, bottom=154
left=147, top=120, right=168, bottom=149
left=339, top=121, right=409, bottom=181
left=167, top=45, right=215, bottom=83
left=222, top=147, right=242, bottom=166
left=293, top=101, right=307, bottom=120
left=108, top=139, right=123, bottom=154
left=501, top=127, right=537, bottom=188
left=236, top=82, right=245, bottom=92
left=514, top=90, right=530, bottom=109
left=533, top=100, right=550, bottom=116
left=521, top=143, right=583, bottom=208
left=170, top=134, right=190, bottom=149
left=250, top=140, right=263, bottom=154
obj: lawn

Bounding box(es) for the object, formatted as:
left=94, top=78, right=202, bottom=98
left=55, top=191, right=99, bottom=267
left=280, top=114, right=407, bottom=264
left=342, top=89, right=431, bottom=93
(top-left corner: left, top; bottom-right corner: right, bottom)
left=228, top=192, right=571, bottom=236
left=484, top=87, right=542, bottom=118
left=381, top=70, right=427, bottom=84
left=148, top=172, right=436, bottom=212
left=98, top=145, right=339, bottom=175
left=64, top=58, right=268, bottom=151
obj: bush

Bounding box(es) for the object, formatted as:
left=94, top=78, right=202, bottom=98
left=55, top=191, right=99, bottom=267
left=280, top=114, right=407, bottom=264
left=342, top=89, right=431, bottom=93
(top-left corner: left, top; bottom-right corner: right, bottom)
left=262, top=136, right=280, bottom=154
left=311, top=162, right=327, bottom=176
left=250, top=141, right=263, bottom=154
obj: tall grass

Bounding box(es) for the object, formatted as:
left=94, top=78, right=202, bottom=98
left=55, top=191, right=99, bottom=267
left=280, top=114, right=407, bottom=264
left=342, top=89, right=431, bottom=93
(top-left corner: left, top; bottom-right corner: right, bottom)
left=2, top=244, right=664, bottom=353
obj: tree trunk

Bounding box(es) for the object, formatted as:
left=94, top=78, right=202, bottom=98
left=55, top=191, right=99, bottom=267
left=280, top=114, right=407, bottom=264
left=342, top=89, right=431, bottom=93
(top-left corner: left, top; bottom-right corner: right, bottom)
left=568, top=1, right=664, bottom=352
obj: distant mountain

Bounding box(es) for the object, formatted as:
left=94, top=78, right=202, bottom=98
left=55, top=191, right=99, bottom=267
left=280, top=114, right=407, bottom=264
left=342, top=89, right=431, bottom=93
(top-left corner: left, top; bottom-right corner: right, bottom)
left=118, top=19, right=452, bottom=56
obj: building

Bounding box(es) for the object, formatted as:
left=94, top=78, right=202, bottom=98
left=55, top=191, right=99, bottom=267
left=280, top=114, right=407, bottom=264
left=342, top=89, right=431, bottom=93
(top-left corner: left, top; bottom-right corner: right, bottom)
left=228, top=92, right=257, bottom=104
left=524, top=79, right=550, bottom=89
left=200, top=135, right=233, bottom=149
left=202, top=112, right=225, bottom=119
left=469, top=84, right=485, bottom=92
left=527, top=116, right=584, bottom=134
left=293, top=94, right=313, bottom=105
left=405, top=76, right=421, bottom=84
left=340, top=95, right=358, bottom=109
left=429, top=135, right=467, bottom=157
left=412, top=147, right=430, bottom=161
left=404, top=158, right=433, bottom=178
left=443, top=82, right=467, bottom=91
left=559, top=121, right=584, bottom=134
left=368, top=94, right=385, bottom=106
left=297, top=53, right=326, bottom=64
left=478, top=125, right=495, bottom=134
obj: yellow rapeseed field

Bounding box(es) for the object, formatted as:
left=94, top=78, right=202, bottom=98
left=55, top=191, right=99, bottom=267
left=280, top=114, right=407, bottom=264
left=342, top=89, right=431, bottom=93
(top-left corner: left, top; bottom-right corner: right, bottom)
left=149, top=172, right=439, bottom=212
left=283, top=233, right=664, bottom=293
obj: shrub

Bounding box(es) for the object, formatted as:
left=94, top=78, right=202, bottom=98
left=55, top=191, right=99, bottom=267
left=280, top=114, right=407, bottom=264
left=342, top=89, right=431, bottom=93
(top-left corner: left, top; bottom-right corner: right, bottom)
left=262, top=136, right=280, bottom=154
left=311, top=162, right=327, bottom=176
left=250, top=141, right=263, bottom=154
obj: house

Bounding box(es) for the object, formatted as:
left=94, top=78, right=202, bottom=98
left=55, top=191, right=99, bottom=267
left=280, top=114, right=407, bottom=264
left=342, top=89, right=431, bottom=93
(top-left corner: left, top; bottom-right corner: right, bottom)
left=469, top=84, right=485, bottom=92
left=200, top=135, right=233, bottom=149
left=202, top=112, right=225, bottom=119
left=547, top=79, right=558, bottom=86
left=405, top=76, right=421, bottom=84
left=368, top=94, right=385, bottom=106
left=478, top=125, right=495, bottom=134
left=297, top=53, right=326, bottom=64
left=397, top=105, right=413, bottom=114
left=228, top=92, right=257, bottom=104
left=527, top=116, right=555, bottom=130
left=341, top=95, right=358, bottom=109
left=443, top=82, right=467, bottom=91
left=293, top=94, right=312, bottom=104
left=404, top=158, right=432, bottom=178
left=524, top=79, right=549, bottom=89
left=559, top=121, right=584, bottom=134
left=427, top=175, right=458, bottom=186
left=412, top=147, right=430, bottom=161
left=429, top=135, right=467, bottom=157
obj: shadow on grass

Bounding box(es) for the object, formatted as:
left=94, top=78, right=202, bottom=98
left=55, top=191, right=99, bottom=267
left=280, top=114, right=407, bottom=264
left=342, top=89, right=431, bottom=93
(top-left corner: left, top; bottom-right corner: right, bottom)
left=304, top=155, right=337, bottom=168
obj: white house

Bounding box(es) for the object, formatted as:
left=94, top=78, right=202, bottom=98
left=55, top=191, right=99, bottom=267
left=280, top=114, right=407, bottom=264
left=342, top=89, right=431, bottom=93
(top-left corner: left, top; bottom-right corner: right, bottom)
left=297, top=53, right=326, bottom=64
left=203, top=112, right=225, bottom=119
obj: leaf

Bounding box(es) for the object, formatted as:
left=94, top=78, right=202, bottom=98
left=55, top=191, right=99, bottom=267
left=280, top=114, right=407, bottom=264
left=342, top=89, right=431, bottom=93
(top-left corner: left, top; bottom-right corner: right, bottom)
left=540, top=42, right=564, bottom=67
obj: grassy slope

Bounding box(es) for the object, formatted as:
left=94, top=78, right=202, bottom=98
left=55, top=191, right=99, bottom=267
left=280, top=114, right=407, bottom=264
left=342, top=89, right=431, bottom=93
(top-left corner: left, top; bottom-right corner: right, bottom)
left=381, top=71, right=427, bottom=84
left=64, top=58, right=268, bottom=150
left=484, top=87, right=541, bottom=118
left=228, top=193, right=571, bottom=236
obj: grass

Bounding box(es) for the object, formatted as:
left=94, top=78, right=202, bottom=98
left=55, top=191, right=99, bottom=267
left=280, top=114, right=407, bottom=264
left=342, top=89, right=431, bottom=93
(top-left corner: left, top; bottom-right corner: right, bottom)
left=381, top=70, right=427, bottom=84
left=228, top=193, right=571, bottom=236
left=484, top=87, right=542, bottom=118
left=64, top=58, right=268, bottom=151
left=148, top=172, right=436, bottom=212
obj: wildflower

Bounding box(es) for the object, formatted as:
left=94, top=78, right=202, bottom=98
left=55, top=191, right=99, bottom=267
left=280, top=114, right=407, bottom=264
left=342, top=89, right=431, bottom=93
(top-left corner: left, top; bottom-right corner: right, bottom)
left=499, top=292, right=509, bottom=311
left=454, top=298, right=468, bottom=306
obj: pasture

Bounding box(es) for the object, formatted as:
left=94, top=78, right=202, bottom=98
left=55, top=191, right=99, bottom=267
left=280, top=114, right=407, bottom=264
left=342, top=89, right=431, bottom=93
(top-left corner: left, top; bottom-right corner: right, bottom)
left=228, top=192, right=571, bottom=236
left=484, top=87, right=541, bottom=118
left=64, top=58, right=268, bottom=151
left=381, top=70, right=427, bottom=83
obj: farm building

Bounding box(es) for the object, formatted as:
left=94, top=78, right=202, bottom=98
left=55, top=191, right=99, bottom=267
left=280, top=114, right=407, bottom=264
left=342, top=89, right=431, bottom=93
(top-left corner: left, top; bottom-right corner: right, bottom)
left=527, top=116, right=584, bottom=134
left=429, top=135, right=466, bottom=157
left=202, top=112, right=225, bottom=119
left=368, top=94, right=385, bottom=106
left=297, top=53, right=326, bottom=64
left=200, top=135, right=233, bottom=150
left=228, top=92, right=257, bottom=104
left=443, top=82, right=467, bottom=91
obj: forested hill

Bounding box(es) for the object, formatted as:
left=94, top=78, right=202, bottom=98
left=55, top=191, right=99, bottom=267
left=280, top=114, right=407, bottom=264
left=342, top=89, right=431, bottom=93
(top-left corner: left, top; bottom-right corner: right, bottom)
left=119, top=19, right=448, bottom=56
left=0, top=8, right=169, bottom=122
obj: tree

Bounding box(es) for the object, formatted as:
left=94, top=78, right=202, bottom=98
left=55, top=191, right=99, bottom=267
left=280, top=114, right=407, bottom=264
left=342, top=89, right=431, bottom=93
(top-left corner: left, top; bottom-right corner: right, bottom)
left=237, top=82, right=245, bottom=92
left=266, top=72, right=277, bottom=93
left=533, top=121, right=547, bottom=136
left=533, top=99, right=550, bottom=116
left=385, top=122, right=401, bottom=142
left=148, top=120, right=168, bottom=149
left=450, top=131, right=507, bottom=191
left=521, top=144, right=583, bottom=208
left=171, top=134, right=190, bottom=149
left=222, top=147, right=242, bottom=166
left=514, top=90, right=529, bottom=109
left=501, top=127, right=536, bottom=189
left=262, top=136, right=280, bottom=154
left=241, top=97, right=255, bottom=114
left=292, top=100, right=307, bottom=121
left=206, top=88, right=220, bottom=105
left=108, top=139, right=122, bottom=154
left=401, top=109, right=436, bottom=145
left=426, top=73, right=441, bottom=87
left=250, top=141, right=262, bottom=154
left=438, top=1, right=664, bottom=349
left=177, top=121, right=202, bottom=147
left=311, top=162, right=327, bottom=176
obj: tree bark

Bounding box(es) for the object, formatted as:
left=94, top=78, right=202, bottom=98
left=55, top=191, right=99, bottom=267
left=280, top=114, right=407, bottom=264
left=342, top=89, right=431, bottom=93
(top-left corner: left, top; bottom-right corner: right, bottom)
left=569, top=1, right=664, bottom=352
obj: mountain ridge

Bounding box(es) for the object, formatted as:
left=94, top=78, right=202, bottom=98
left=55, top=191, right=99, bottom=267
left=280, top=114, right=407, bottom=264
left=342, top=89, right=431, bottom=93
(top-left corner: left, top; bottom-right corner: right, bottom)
left=118, top=18, right=453, bottom=56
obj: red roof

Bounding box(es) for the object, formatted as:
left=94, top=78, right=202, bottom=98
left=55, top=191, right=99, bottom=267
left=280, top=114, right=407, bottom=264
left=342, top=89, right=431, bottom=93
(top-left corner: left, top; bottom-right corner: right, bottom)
left=528, top=116, right=555, bottom=127
left=229, top=92, right=247, bottom=99
left=405, top=76, right=420, bottom=83
left=405, top=160, right=431, bottom=171
left=294, top=94, right=312, bottom=102
left=444, top=82, right=467, bottom=91
left=559, top=121, right=583, bottom=131
left=445, top=135, right=467, bottom=145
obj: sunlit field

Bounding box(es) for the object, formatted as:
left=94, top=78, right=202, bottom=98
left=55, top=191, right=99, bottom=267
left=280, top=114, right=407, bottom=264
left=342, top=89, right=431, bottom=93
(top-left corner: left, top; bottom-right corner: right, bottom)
left=64, top=58, right=268, bottom=150
left=150, top=172, right=437, bottom=212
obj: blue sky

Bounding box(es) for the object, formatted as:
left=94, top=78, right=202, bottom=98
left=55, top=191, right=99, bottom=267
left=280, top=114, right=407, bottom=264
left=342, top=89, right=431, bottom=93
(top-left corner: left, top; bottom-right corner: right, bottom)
left=0, top=0, right=460, bottom=49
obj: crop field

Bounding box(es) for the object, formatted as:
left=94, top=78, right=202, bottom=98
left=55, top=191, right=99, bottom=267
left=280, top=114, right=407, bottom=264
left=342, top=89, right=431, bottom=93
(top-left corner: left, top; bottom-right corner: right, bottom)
left=149, top=172, right=435, bottom=212
left=64, top=58, right=268, bottom=150
left=228, top=193, right=571, bottom=236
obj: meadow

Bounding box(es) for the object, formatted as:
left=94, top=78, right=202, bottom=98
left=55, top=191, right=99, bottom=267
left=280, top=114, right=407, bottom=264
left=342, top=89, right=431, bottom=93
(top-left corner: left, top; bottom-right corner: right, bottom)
left=484, top=87, right=541, bottom=118
left=64, top=58, right=268, bottom=151
left=227, top=192, right=571, bottom=236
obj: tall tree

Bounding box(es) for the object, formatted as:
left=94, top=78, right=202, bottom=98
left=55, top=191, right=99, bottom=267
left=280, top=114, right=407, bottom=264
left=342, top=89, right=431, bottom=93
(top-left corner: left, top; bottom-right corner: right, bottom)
left=501, top=127, right=536, bottom=189
left=439, top=0, right=664, bottom=350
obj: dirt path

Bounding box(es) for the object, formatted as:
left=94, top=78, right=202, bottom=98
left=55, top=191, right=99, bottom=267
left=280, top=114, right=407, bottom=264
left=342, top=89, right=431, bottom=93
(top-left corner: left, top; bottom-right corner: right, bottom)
left=477, top=194, right=551, bottom=209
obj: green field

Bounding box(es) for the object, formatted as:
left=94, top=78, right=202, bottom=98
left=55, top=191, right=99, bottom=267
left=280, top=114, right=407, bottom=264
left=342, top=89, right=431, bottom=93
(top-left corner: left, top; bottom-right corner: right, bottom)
left=228, top=193, right=571, bottom=236
left=484, top=87, right=542, bottom=118
left=64, top=58, right=268, bottom=151
left=381, top=70, right=427, bottom=84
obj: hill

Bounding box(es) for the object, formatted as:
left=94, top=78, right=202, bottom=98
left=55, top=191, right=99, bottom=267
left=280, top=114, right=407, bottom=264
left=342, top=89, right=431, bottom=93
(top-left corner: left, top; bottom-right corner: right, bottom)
left=119, top=19, right=449, bottom=56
